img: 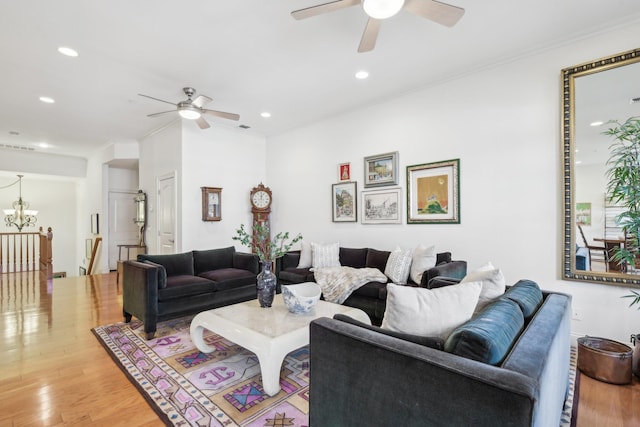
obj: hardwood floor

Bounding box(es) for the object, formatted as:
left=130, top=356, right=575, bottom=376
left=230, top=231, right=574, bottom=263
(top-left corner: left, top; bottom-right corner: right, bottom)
left=0, top=272, right=638, bottom=426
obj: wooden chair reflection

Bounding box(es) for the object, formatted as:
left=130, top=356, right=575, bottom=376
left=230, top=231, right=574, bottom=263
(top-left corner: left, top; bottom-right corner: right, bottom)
left=577, top=224, right=609, bottom=271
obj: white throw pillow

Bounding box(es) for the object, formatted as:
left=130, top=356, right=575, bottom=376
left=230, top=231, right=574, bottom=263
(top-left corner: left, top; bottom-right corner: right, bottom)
left=311, top=242, right=340, bottom=269
left=297, top=241, right=312, bottom=268
left=381, top=282, right=482, bottom=339
left=461, top=262, right=506, bottom=314
left=409, top=244, right=437, bottom=284
left=384, top=246, right=413, bottom=284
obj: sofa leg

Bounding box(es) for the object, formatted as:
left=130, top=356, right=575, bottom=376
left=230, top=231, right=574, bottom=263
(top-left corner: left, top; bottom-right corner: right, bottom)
left=124, top=313, right=132, bottom=323
left=146, top=331, right=156, bottom=340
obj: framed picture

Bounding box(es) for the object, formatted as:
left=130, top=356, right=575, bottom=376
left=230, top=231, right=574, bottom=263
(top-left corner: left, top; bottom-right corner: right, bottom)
left=407, top=159, right=460, bottom=224
left=85, top=238, right=93, bottom=258
left=338, top=162, right=351, bottom=181
left=91, top=213, right=99, bottom=234
left=332, top=182, right=357, bottom=222
left=361, top=187, right=402, bottom=224
left=364, top=151, right=399, bottom=187
left=576, top=202, right=592, bottom=226
left=201, top=187, right=222, bottom=221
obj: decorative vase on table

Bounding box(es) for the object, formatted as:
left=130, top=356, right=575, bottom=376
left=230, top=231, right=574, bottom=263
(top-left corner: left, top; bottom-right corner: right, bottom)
left=257, top=260, right=277, bottom=307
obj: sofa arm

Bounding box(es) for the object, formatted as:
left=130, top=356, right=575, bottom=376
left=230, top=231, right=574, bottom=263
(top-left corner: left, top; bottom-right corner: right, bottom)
left=310, top=317, right=538, bottom=427
left=122, top=260, right=160, bottom=328
left=233, top=252, right=260, bottom=274
left=420, top=260, right=467, bottom=288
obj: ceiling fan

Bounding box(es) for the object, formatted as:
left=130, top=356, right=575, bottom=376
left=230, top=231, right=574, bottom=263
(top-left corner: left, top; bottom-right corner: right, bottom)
left=138, top=87, right=240, bottom=129
left=291, top=0, right=465, bottom=53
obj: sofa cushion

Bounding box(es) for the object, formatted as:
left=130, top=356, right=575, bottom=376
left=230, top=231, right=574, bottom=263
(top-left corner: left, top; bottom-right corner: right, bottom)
left=192, top=247, right=235, bottom=275
left=502, top=279, right=543, bottom=321
left=158, top=275, right=216, bottom=301
left=333, top=313, right=445, bottom=350
left=339, top=247, right=368, bottom=268
left=444, top=298, right=524, bottom=365
left=410, top=244, right=437, bottom=284
left=141, top=260, right=168, bottom=289
left=311, top=242, right=340, bottom=268
left=381, top=282, right=482, bottom=339
left=461, top=262, right=506, bottom=314
left=138, top=252, right=194, bottom=277
left=384, top=247, right=412, bottom=284
left=365, top=248, right=390, bottom=271
left=198, top=268, right=257, bottom=291
left=351, top=280, right=388, bottom=299
left=280, top=267, right=313, bottom=284
left=298, top=242, right=312, bottom=268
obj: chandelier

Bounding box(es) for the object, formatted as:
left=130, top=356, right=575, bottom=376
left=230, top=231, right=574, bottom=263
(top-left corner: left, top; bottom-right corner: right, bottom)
left=3, top=175, right=38, bottom=232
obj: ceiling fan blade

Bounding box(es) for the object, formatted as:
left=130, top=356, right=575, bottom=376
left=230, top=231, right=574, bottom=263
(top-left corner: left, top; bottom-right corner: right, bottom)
left=147, top=110, right=177, bottom=117
left=196, top=117, right=211, bottom=129
left=192, top=95, right=213, bottom=108
left=292, top=0, right=360, bottom=20
left=358, top=18, right=382, bottom=53
left=138, top=93, right=177, bottom=106
left=203, top=109, right=240, bottom=121
left=404, top=0, right=465, bottom=27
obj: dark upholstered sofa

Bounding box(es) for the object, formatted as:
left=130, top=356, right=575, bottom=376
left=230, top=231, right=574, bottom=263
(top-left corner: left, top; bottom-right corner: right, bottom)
left=276, top=247, right=467, bottom=325
left=309, top=280, right=572, bottom=427
left=122, top=246, right=259, bottom=339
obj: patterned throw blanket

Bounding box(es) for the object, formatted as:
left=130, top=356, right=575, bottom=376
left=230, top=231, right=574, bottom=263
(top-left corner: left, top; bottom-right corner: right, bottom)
left=313, top=266, right=388, bottom=304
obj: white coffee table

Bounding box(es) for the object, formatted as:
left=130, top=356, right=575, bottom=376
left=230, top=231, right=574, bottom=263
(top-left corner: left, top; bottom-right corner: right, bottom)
left=190, top=294, right=371, bottom=396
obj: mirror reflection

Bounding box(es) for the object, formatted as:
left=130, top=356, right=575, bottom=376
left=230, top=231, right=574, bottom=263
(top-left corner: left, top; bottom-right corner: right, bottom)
left=563, top=49, right=640, bottom=285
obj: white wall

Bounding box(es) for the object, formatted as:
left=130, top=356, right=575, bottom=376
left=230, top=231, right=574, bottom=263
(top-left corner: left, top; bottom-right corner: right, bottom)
left=138, top=120, right=267, bottom=254
left=181, top=124, right=266, bottom=251
left=267, top=23, right=640, bottom=343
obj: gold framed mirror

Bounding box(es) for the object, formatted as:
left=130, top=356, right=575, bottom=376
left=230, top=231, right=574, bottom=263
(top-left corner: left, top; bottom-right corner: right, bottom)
left=562, top=48, right=640, bottom=286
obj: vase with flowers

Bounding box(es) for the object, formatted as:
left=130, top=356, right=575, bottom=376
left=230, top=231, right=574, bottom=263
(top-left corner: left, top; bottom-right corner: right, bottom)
left=233, top=223, right=302, bottom=307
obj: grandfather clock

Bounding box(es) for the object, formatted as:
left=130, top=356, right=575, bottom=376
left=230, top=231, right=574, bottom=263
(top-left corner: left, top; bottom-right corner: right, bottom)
left=250, top=183, right=272, bottom=251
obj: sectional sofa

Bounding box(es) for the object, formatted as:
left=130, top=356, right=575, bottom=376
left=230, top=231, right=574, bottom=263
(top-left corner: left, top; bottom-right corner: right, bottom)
left=309, top=279, right=572, bottom=427
left=277, top=246, right=467, bottom=325
left=122, top=246, right=259, bottom=339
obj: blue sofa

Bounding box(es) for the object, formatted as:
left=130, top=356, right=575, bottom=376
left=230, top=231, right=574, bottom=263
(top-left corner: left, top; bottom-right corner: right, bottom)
left=309, top=280, right=572, bottom=427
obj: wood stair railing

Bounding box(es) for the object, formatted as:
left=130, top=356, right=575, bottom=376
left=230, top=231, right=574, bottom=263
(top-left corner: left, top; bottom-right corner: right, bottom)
left=0, top=227, right=53, bottom=279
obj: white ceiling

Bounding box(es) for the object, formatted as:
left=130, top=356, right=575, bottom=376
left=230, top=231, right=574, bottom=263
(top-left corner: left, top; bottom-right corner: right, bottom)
left=1, top=0, right=639, bottom=158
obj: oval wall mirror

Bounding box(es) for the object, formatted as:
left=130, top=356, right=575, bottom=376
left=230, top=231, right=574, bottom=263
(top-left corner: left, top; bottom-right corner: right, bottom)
left=562, top=48, right=640, bottom=286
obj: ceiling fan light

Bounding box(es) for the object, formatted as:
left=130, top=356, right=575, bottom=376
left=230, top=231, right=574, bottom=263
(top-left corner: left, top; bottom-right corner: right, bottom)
left=362, top=0, right=404, bottom=19
left=178, top=107, right=201, bottom=120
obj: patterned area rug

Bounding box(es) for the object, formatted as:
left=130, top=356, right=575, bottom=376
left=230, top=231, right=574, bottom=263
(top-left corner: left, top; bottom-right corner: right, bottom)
left=93, top=316, right=579, bottom=427
left=93, top=316, right=309, bottom=426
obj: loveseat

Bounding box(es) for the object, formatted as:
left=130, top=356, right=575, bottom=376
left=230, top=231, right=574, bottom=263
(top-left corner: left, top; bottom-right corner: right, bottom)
left=122, top=246, right=259, bottom=339
left=309, top=280, right=572, bottom=427
left=277, top=247, right=467, bottom=325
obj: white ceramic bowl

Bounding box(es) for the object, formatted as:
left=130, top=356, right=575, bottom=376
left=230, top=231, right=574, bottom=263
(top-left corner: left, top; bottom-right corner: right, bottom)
left=282, top=282, right=321, bottom=314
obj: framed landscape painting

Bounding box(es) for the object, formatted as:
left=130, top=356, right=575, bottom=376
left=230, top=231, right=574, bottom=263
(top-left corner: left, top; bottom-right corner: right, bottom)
left=332, top=182, right=357, bottom=222
left=407, top=159, right=460, bottom=224
left=361, top=187, right=402, bottom=224
left=364, top=151, right=399, bottom=187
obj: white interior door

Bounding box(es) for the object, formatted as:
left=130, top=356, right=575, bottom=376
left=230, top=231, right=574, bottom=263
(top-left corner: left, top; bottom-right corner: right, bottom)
left=158, top=174, right=176, bottom=254
left=108, top=191, right=139, bottom=270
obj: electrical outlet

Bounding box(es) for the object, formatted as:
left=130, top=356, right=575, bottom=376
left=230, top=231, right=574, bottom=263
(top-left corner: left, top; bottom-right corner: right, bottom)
left=572, top=307, right=583, bottom=321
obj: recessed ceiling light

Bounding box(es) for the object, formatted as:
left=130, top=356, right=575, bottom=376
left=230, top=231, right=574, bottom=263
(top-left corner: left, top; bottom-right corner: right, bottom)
left=35, top=142, right=50, bottom=149
left=261, top=112, right=271, bottom=118
left=39, top=96, right=55, bottom=104
left=590, top=121, right=604, bottom=127
left=355, top=70, right=369, bottom=80
left=58, top=46, right=78, bottom=57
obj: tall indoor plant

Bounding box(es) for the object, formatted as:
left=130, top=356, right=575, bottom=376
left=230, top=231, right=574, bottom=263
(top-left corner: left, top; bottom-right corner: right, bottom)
left=605, top=117, right=640, bottom=269
left=233, top=223, right=302, bottom=307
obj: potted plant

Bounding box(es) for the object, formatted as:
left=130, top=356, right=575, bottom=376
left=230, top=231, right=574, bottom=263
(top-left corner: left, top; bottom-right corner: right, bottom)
left=233, top=223, right=302, bottom=307
left=604, top=117, right=640, bottom=269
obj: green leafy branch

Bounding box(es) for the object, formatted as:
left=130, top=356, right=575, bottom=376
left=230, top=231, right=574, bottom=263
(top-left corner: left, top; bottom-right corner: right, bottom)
left=232, top=223, right=302, bottom=262
left=622, top=290, right=640, bottom=310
